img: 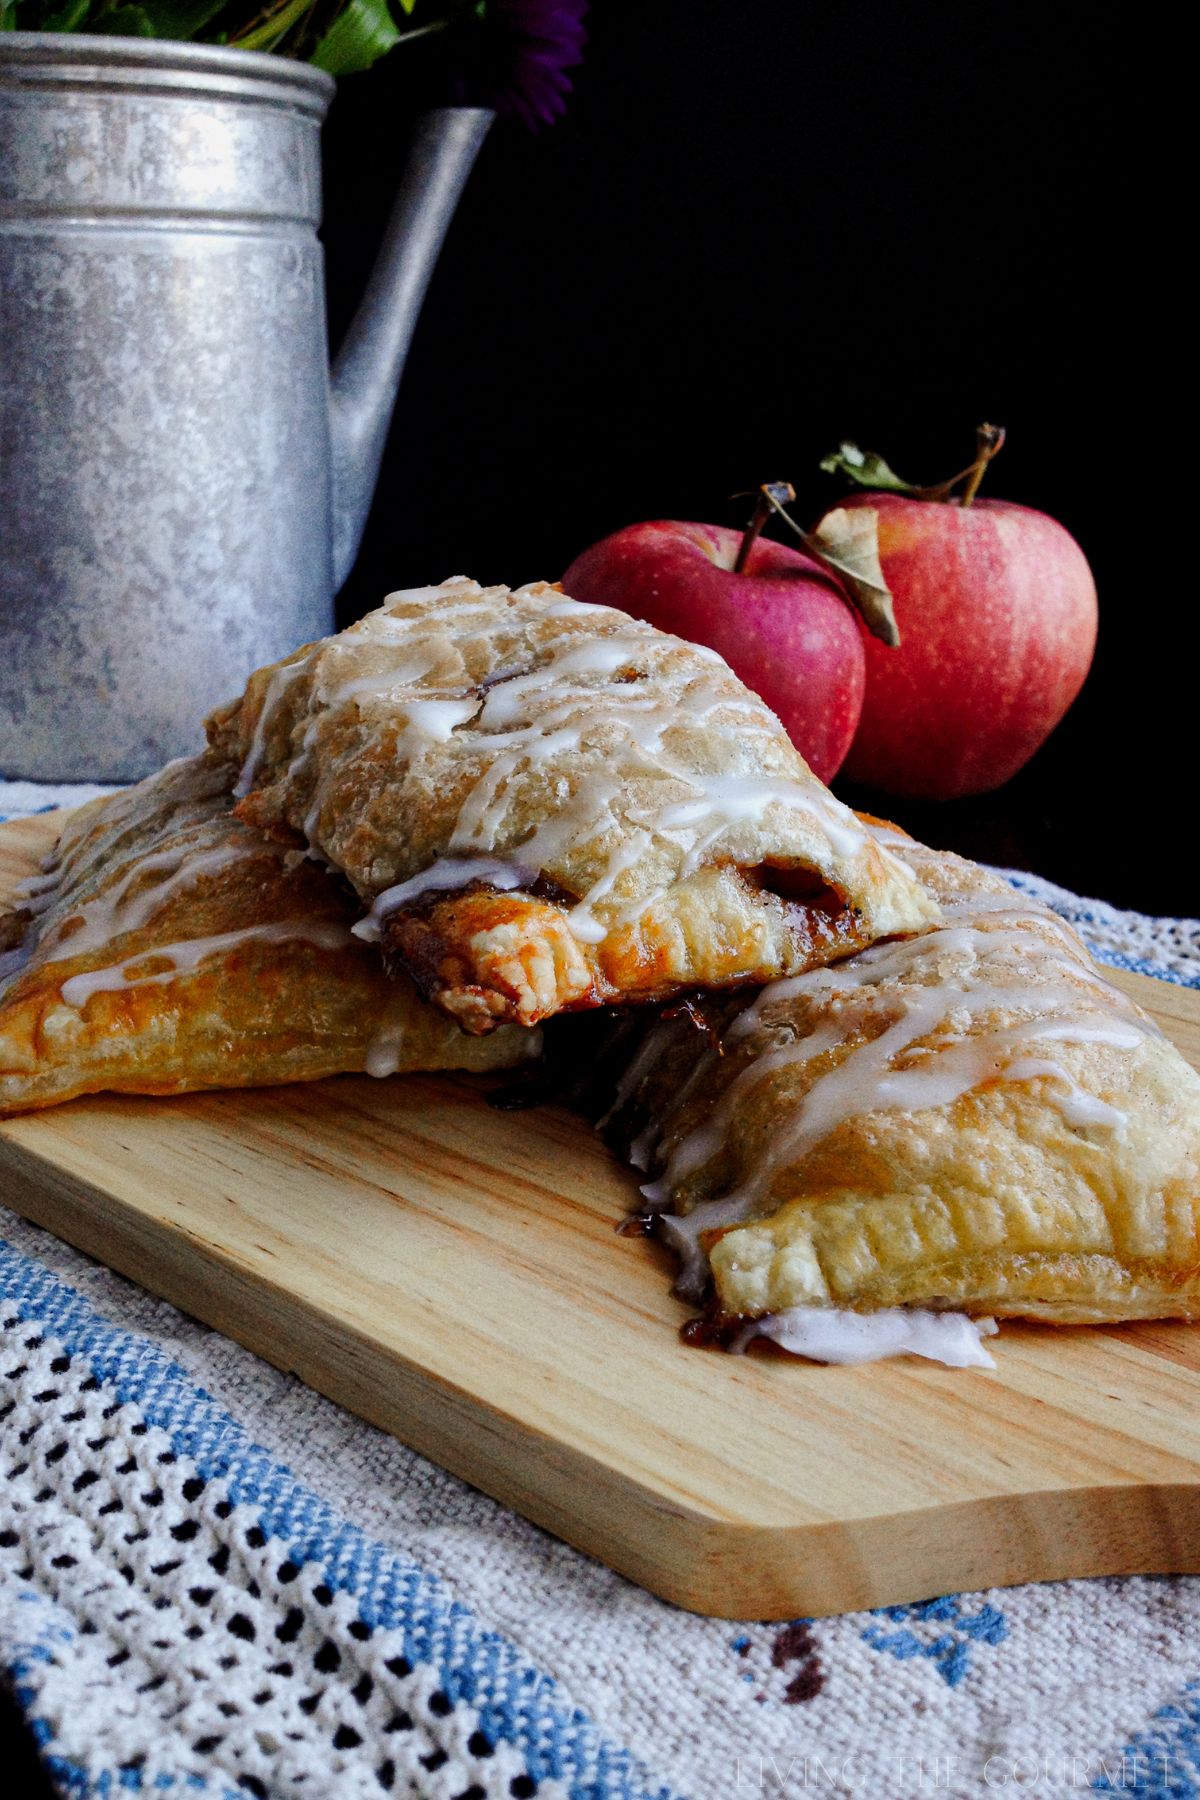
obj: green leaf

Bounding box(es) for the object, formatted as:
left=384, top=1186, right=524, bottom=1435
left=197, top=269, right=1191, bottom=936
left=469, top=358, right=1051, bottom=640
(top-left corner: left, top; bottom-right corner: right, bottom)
left=39, top=0, right=96, bottom=28
left=818, top=441, right=923, bottom=495
left=92, top=2, right=157, bottom=31
left=140, top=0, right=231, bottom=35
left=311, top=0, right=399, bottom=71
left=806, top=506, right=901, bottom=647
left=231, top=0, right=312, bottom=52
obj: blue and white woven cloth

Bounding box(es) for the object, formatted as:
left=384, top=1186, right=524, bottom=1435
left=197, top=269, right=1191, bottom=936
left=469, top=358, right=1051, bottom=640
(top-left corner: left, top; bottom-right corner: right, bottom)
left=3, top=781, right=1200, bottom=1800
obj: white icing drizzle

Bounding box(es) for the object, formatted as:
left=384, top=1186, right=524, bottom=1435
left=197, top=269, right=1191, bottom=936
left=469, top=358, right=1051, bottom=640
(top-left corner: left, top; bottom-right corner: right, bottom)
left=317, top=644, right=444, bottom=703
left=15, top=870, right=61, bottom=894
left=363, top=1022, right=409, bottom=1079
left=540, top=598, right=619, bottom=618
left=999, top=1056, right=1129, bottom=1131
left=361, top=1012, right=544, bottom=1079
left=49, top=840, right=254, bottom=959
left=236, top=577, right=880, bottom=945
left=50, top=756, right=230, bottom=901
left=627, top=1122, right=660, bottom=1172
left=474, top=636, right=654, bottom=728
left=300, top=674, right=479, bottom=781
left=565, top=832, right=653, bottom=944
left=658, top=775, right=865, bottom=865
left=0, top=945, right=30, bottom=989
left=732, top=1307, right=999, bottom=1368
left=1, top=760, right=244, bottom=994
left=352, top=857, right=538, bottom=943
left=860, top=822, right=917, bottom=852
left=59, top=920, right=349, bottom=1011
left=372, top=579, right=507, bottom=624
left=13, top=886, right=58, bottom=920
left=1, top=754, right=351, bottom=1020
left=594, top=1015, right=683, bottom=1133
left=14, top=870, right=61, bottom=909
left=393, top=697, right=480, bottom=755
left=234, top=658, right=309, bottom=798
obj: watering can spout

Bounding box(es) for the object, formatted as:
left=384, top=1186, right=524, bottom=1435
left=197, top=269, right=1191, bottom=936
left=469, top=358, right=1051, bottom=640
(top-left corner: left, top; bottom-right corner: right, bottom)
left=329, top=106, right=493, bottom=592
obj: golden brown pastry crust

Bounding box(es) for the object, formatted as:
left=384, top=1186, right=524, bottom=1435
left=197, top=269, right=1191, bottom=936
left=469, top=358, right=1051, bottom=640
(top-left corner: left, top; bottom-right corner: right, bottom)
left=0, top=756, right=534, bottom=1117
left=606, top=824, right=1200, bottom=1327
left=206, top=578, right=937, bottom=1030
left=378, top=865, right=879, bottom=1032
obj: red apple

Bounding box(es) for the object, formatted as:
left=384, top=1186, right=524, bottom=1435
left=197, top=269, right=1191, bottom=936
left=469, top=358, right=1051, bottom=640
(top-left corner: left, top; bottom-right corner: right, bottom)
left=562, top=520, right=865, bottom=782
left=834, top=491, right=1097, bottom=800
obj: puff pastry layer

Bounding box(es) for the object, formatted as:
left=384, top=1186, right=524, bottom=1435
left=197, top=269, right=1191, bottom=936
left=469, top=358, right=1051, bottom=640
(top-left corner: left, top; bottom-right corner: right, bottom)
left=0, top=756, right=534, bottom=1116
left=207, top=578, right=937, bottom=1031
left=602, top=824, right=1200, bottom=1329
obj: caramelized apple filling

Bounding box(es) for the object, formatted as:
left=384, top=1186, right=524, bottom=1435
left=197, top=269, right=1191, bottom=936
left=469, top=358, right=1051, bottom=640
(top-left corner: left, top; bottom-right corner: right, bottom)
left=377, top=866, right=870, bottom=1035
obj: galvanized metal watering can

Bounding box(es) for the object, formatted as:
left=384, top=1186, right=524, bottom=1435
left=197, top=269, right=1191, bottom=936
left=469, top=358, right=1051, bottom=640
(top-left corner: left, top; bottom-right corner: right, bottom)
left=0, top=36, right=491, bottom=780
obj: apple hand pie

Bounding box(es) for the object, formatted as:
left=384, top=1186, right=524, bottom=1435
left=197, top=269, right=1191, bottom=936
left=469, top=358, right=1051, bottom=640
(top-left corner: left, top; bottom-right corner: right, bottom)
left=206, top=577, right=937, bottom=1034
left=0, top=755, right=535, bottom=1117
left=599, top=823, right=1200, bottom=1362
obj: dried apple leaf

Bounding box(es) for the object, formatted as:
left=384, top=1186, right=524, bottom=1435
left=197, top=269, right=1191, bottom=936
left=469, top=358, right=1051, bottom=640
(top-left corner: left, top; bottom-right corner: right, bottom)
left=805, top=507, right=900, bottom=647
left=819, top=441, right=922, bottom=495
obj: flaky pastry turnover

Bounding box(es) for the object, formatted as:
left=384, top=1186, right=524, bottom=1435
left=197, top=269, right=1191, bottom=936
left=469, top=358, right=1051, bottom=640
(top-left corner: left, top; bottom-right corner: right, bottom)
left=0, top=755, right=535, bottom=1116
left=598, top=823, right=1200, bottom=1361
left=206, top=578, right=937, bottom=1033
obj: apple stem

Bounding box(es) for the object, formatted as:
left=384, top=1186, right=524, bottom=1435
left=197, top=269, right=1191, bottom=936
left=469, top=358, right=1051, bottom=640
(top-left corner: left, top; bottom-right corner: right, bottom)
left=919, top=423, right=1007, bottom=504
left=821, top=426, right=1008, bottom=505
left=735, top=481, right=796, bottom=574
left=958, top=423, right=1006, bottom=507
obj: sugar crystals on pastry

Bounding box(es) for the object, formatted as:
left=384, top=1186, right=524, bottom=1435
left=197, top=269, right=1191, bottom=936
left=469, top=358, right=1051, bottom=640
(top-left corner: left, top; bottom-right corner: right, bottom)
left=207, top=577, right=937, bottom=1033
left=599, top=823, right=1200, bottom=1363
left=0, top=754, right=535, bottom=1117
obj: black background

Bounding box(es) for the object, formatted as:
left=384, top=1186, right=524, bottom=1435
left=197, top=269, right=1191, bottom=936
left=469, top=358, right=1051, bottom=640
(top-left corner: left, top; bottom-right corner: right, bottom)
left=320, top=0, right=1186, bottom=912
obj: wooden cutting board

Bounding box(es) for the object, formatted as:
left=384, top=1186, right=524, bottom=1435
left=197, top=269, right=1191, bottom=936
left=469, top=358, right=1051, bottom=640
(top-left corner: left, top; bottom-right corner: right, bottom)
left=2, top=809, right=1199, bottom=1620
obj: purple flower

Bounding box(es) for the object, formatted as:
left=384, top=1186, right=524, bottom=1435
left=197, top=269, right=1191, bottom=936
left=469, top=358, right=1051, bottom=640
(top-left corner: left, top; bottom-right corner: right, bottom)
left=460, top=0, right=588, bottom=131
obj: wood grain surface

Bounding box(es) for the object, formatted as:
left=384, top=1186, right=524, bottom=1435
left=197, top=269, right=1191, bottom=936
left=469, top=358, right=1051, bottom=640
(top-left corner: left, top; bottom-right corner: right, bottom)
left=2, top=809, right=1198, bottom=1619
